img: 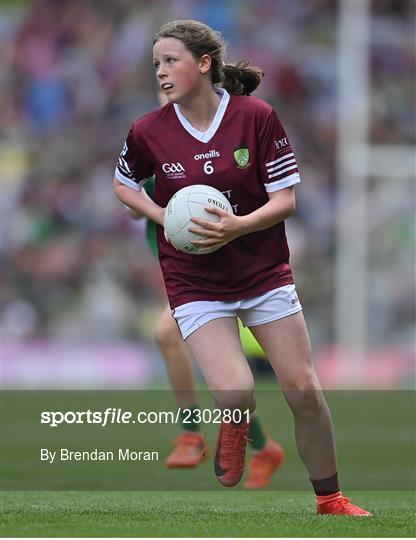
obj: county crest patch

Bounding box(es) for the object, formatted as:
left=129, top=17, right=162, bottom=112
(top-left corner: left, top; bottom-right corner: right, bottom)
left=233, top=146, right=250, bottom=169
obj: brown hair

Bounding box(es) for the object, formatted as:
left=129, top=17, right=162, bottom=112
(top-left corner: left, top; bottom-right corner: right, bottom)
left=153, top=20, right=263, bottom=96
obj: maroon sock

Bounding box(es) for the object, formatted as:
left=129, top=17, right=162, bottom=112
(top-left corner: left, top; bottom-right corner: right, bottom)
left=310, top=472, right=339, bottom=496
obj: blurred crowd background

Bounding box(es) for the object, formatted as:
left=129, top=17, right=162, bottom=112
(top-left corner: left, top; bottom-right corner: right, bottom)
left=2, top=0, right=415, bottom=388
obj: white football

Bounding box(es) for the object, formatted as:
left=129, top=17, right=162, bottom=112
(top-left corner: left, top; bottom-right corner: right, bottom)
left=163, top=185, right=233, bottom=255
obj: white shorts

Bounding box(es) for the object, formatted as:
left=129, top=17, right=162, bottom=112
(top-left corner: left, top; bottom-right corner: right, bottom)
left=172, top=284, right=302, bottom=340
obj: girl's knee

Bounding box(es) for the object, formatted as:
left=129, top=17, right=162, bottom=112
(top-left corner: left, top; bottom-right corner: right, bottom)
left=213, top=378, right=255, bottom=412
left=154, top=315, right=181, bottom=350
left=283, top=374, right=327, bottom=419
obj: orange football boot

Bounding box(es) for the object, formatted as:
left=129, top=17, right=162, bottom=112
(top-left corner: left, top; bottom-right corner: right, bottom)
left=244, top=439, right=285, bottom=489
left=317, top=492, right=373, bottom=516
left=165, top=431, right=208, bottom=468
left=214, top=420, right=249, bottom=487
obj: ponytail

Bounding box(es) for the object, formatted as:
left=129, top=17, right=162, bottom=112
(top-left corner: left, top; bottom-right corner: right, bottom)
left=221, top=61, right=264, bottom=96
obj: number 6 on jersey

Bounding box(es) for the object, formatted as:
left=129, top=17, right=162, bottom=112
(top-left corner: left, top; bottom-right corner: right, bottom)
left=204, top=160, right=214, bottom=175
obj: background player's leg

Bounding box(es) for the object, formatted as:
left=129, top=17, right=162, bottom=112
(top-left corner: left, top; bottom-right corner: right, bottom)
left=154, top=305, right=206, bottom=467
left=238, top=323, right=285, bottom=487
left=155, top=305, right=199, bottom=413
left=244, top=411, right=285, bottom=489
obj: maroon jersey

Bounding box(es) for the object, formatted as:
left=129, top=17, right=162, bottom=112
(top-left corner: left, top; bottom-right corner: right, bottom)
left=115, top=89, right=300, bottom=308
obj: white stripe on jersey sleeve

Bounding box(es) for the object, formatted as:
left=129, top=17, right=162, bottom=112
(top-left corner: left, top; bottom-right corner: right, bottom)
left=267, top=158, right=297, bottom=174
left=264, top=172, right=300, bottom=193
left=114, top=167, right=147, bottom=191
left=117, top=155, right=135, bottom=177
left=266, top=152, right=294, bottom=168
left=267, top=163, right=298, bottom=179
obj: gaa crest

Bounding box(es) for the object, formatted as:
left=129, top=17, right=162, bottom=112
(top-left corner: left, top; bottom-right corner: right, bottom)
left=233, top=146, right=250, bottom=169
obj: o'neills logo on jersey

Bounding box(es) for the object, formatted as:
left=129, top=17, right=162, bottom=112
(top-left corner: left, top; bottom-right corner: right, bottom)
left=194, top=150, right=220, bottom=160
left=162, top=162, right=186, bottom=180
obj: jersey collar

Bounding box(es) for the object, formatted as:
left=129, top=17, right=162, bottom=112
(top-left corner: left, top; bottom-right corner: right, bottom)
left=173, top=88, right=230, bottom=143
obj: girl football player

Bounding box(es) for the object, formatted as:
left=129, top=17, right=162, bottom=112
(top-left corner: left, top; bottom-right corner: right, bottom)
left=114, top=19, right=371, bottom=516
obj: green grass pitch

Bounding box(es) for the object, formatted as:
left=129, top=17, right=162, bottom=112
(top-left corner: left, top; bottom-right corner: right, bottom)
left=1, top=490, right=415, bottom=537
left=1, top=387, right=415, bottom=536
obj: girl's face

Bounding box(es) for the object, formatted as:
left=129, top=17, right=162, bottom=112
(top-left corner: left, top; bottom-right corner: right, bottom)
left=153, top=38, right=206, bottom=104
